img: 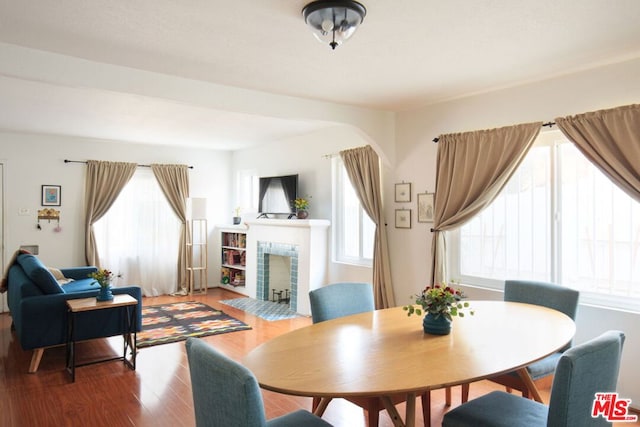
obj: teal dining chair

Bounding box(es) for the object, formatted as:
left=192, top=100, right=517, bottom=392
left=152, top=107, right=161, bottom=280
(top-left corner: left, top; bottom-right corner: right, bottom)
left=309, top=282, right=435, bottom=427
left=443, top=330, right=625, bottom=427
left=185, top=338, right=333, bottom=427
left=309, top=282, right=375, bottom=323
left=461, top=280, right=580, bottom=402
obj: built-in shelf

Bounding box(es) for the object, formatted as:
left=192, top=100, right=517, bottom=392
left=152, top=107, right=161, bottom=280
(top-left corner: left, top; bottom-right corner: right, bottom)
left=220, top=230, right=247, bottom=287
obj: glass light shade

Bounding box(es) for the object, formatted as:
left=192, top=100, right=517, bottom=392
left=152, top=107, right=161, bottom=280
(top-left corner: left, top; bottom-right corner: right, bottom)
left=303, top=1, right=366, bottom=49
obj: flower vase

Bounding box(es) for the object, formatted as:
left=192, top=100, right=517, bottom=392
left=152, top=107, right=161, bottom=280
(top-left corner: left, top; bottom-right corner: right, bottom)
left=96, top=285, right=114, bottom=302
left=423, top=313, right=452, bottom=335
left=297, top=210, right=309, bottom=219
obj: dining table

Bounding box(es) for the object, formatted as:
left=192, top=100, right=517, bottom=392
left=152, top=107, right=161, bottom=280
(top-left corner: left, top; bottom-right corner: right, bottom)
left=243, top=300, right=576, bottom=427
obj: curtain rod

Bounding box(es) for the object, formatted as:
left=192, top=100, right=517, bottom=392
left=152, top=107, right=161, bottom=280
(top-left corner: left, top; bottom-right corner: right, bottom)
left=431, top=121, right=556, bottom=143
left=64, top=159, right=194, bottom=169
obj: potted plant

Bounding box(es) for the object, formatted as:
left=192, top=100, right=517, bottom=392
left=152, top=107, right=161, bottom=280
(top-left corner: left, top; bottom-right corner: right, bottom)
left=233, top=207, right=242, bottom=225
left=402, top=282, right=473, bottom=335
left=88, top=269, right=117, bottom=301
left=294, top=196, right=311, bottom=219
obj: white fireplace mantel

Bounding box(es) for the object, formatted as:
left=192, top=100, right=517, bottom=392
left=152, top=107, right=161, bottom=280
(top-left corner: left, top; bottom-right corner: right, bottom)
left=244, top=219, right=330, bottom=315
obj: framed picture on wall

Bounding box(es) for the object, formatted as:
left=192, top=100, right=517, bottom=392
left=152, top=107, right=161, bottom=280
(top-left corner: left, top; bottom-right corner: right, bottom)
left=395, top=182, right=411, bottom=202
left=395, top=209, right=411, bottom=229
left=41, top=185, right=61, bottom=206
left=417, top=192, right=434, bottom=223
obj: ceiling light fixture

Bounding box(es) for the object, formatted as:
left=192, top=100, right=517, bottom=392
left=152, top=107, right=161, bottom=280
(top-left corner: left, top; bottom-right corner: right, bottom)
left=302, top=0, right=366, bottom=50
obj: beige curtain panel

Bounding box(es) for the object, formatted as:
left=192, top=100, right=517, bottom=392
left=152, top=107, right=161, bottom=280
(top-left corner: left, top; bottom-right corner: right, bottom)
left=556, top=104, right=640, bottom=204
left=430, top=122, right=542, bottom=285
left=85, top=160, right=137, bottom=267
left=151, top=164, right=190, bottom=294
left=340, top=145, right=396, bottom=309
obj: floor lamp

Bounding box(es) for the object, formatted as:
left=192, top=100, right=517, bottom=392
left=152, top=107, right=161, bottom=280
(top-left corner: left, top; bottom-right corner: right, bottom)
left=186, top=198, right=208, bottom=295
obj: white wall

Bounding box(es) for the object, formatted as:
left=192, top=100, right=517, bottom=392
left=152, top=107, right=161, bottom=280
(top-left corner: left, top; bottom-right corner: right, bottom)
left=0, top=131, right=231, bottom=280
left=230, top=125, right=376, bottom=285
left=391, top=57, right=640, bottom=405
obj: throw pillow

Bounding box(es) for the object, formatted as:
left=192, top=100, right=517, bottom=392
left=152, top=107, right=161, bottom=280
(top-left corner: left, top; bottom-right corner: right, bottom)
left=48, top=267, right=65, bottom=280
left=16, top=254, right=64, bottom=294
left=48, top=267, right=75, bottom=286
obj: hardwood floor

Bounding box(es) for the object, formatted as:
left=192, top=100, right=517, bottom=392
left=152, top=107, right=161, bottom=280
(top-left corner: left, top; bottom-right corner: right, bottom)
left=1, top=288, right=637, bottom=426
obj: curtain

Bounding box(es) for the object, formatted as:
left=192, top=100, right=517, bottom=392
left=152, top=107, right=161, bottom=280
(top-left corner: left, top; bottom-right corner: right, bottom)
left=555, top=104, right=640, bottom=203
left=430, top=122, right=542, bottom=285
left=93, top=170, right=181, bottom=296
left=340, top=145, right=395, bottom=309
left=85, top=160, right=137, bottom=267
left=151, top=164, right=190, bottom=293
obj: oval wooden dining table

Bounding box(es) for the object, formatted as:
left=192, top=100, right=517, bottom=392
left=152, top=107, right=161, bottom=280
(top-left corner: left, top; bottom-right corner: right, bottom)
left=243, top=301, right=576, bottom=427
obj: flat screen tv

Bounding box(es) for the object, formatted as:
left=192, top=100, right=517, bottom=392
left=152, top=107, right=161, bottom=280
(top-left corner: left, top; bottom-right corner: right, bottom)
left=257, top=174, right=298, bottom=217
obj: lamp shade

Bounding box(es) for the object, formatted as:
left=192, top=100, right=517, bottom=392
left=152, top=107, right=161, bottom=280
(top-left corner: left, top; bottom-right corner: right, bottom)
left=186, top=198, right=207, bottom=220
left=302, top=0, right=366, bottom=50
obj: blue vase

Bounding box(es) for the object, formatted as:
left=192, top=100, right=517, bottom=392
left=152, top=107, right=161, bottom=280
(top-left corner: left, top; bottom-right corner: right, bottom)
left=423, top=313, right=452, bottom=335
left=96, top=286, right=114, bottom=302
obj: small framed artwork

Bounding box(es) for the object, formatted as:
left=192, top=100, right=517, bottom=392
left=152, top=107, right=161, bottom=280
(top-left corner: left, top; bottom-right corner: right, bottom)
left=395, top=209, right=411, bottom=229
left=395, top=182, right=411, bottom=202
left=41, top=185, right=61, bottom=206
left=417, top=192, right=435, bottom=223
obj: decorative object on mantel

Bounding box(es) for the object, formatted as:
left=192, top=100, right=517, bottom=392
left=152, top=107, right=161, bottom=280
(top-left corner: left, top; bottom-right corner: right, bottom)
left=302, top=0, right=366, bottom=50
left=233, top=207, right=242, bottom=225
left=88, top=269, right=119, bottom=301
left=395, top=181, right=411, bottom=202
left=402, top=282, right=474, bottom=335
left=294, top=196, right=311, bottom=219
left=417, top=192, right=434, bottom=223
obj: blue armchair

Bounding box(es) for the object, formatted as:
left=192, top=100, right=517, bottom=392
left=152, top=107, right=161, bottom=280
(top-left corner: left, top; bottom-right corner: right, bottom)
left=443, top=330, right=626, bottom=427
left=185, top=338, right=333, bottom=427
left=6, top=252, right=142, bottom=372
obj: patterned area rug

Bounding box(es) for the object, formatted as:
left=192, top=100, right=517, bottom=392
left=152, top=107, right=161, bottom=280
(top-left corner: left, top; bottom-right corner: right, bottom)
left=220, top=298, right=303, bottom=321
left=137, top=301, right=251, bottom=348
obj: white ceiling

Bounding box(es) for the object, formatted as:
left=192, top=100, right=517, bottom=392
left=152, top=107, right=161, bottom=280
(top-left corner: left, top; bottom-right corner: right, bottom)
left=1, top=0, right=639, bottom=149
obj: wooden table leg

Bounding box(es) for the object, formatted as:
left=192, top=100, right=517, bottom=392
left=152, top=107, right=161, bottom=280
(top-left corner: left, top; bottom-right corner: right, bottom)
left=516, top=368, right=543, bottom=402
left=380, top=393, right=417, bottom=427
left=313, top=397, right=332, bottom=416
left=381, top=396, right=405, bottom=427
left=405, top=392, right=416, bottom=427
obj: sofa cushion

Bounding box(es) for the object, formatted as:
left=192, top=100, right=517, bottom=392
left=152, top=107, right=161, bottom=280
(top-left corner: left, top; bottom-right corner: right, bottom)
left=16, top=254, right=64, bottom=294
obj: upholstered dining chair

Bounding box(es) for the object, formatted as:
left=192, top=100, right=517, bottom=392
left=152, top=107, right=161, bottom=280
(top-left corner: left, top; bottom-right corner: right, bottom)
left=443, top=330, right=625, bottom=427
left=185, top=338, right=333, bottom=427
left=461, top=280, right=580, bottom=403
left=309, top=282, right=436, bottom=427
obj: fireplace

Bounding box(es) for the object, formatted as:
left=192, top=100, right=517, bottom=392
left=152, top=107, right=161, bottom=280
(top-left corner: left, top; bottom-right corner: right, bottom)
left=244, top=219, right=330, bottom=315
left=257, top=242, right=299, bottom=311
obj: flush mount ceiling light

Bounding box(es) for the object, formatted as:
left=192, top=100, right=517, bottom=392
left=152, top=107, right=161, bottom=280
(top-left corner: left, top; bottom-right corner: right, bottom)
left=302, top=0, right=366, bottom=50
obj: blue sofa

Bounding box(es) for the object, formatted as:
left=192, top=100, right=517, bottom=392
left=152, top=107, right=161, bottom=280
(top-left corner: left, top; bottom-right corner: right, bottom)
left=6, top=252, right=142, bottom=372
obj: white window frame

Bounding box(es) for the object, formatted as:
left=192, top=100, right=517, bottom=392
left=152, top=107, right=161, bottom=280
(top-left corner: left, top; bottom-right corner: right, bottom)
left=332, top=156, right=374, bottom=267
left=449, top=130, right=640, bottom=312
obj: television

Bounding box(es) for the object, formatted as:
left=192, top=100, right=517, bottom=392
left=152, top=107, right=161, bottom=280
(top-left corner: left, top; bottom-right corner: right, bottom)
left=257, top=174, right=298, bottom=217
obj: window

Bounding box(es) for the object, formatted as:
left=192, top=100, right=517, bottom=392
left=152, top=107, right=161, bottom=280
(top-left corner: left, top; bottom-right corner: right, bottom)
left=94, top=169, right=181, bottom=296
left=451, top=130, right=640, bottom=311
left=332, top=157, right=375, bottom=266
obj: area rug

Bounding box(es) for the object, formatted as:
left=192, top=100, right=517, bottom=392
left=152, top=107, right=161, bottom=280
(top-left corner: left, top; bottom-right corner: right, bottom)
left=137, top=301, right=251, bottom=348
left=220, top=298, right=303, bottom=321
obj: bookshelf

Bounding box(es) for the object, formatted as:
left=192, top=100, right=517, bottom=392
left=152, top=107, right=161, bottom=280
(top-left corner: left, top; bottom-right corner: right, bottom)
left=220, top=230, right=247, bottom=287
